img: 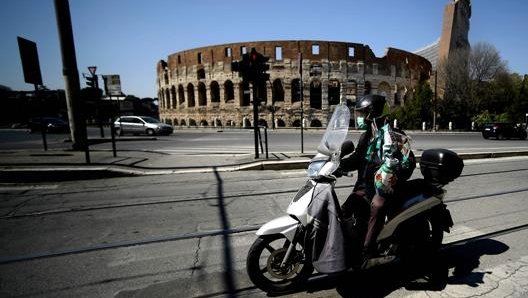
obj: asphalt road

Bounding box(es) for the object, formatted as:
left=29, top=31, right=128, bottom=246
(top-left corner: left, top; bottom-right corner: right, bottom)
left=2, top=128, right=528, bottom=156
left=1, top=156, right=527, bottom=297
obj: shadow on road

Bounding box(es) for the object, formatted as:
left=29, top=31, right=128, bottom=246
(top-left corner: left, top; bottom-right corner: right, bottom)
left=287, top=238, right=510, bottom=298
left=213, top=167, right=237, bottom=297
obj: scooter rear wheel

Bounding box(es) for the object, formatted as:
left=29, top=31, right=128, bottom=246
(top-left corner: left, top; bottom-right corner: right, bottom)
left=246, top=234, right=313, bottom=294
left=396, top=214, right=443, bottom=260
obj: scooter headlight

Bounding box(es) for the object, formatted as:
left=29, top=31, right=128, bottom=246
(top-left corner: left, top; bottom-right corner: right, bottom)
left=307, top=160, right=326, bottom=178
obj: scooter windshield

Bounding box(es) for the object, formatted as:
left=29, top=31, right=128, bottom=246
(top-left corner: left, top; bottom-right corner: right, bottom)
left=317, top=103, right=350, bottom=156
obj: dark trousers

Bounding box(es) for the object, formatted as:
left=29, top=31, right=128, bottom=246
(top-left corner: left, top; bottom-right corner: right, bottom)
left=363, top=194, right=386, bottom=250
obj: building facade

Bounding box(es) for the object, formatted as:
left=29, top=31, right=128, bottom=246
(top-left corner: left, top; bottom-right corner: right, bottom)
left=157, top=40, right=431, bottom=128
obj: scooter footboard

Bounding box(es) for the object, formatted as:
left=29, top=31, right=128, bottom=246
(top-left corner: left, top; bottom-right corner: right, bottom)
left=256, top=216, right=299, bottom=241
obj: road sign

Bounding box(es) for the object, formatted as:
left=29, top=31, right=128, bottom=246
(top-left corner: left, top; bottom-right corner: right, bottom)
left=88, top=66, right=97, bottom=75
left=102, top=74, right=122, bottom=96
left=17, top=37, right=43, bottom=86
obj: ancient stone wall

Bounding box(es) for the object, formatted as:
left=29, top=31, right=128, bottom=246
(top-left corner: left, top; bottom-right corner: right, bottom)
left=157, top=40, right=431, bottom=128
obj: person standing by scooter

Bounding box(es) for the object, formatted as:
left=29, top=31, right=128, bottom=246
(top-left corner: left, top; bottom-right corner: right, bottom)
left=340, top=94, right=415, bottom=267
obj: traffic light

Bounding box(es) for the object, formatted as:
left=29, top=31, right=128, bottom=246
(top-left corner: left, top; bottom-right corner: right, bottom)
left=86, top=74, right=98, bottom=88
left=231, top=53, right=249, bottom=81
left=248, top=48, right=270, bottom=82
left=231, top=48, right=270, bottom=83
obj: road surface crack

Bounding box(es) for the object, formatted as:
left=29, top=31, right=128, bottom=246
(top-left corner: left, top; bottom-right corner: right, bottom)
left=191, top=237, right=201, bottom=276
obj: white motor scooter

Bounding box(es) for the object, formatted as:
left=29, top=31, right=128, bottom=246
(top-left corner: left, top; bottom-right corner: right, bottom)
left=246, top=103, right=463, bottom=295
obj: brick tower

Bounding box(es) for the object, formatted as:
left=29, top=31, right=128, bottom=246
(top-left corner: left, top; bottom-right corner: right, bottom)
left=438, top=0, right=471, bottom=63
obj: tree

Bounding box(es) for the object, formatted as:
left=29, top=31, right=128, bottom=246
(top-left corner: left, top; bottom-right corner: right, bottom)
left=438, top=41, right=508, bottom=129
left=122, top=95, right=159, bottom=118
left=469, top=42, right=508, bottom=83
left=509, top=74, right=528, bottom=125
left=393, top=81, right=433, bottom=129
left=472, top=73, right=528, bottom=127
left=469, top=42, right=509, bottom=118
left=438, top=48, right=471, bottom=129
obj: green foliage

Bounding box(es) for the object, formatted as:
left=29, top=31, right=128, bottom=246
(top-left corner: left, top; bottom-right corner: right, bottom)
left=496, top=112, right=513, bottom=123
left=471, top=110, right=493, bottom=127
left=468, top=73, right=527, bottom=127
left=436, top=42, right=528, bottom=129
left=392, top=81, right=433, bottom=129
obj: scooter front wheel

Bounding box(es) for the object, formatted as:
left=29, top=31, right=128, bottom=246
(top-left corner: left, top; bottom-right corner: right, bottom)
left=246, top=234, right=313, bottom=294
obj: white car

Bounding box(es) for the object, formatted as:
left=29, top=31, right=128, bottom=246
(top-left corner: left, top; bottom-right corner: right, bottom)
left=114, top=116, right=173, bottom=136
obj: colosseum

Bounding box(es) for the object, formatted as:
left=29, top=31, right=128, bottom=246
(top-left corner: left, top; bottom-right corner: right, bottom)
left=157, top=0, right=471, bottom=129
left=157, top=40, right=431, bottom=129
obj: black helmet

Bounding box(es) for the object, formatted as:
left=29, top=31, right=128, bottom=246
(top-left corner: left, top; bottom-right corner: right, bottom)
left=355, top=94, right=390, bottom=120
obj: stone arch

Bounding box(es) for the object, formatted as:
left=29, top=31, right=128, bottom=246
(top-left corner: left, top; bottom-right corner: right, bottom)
left=255, top=80, right=267, bottom=105
left=178, top=84, right=185, bottom=105
left=258, top=119, right=268, bottom=128
left=291, top=79, right=301, bottom=103
left=170, top=85, right=177, bottom=109
left=187, top=83, right=195, bottom=107
left=224, top=80, right=235, bottom=103
left=276, top=119, right=286, bottom=127
left=210, top=81, right=220, bottom=104
left=328, top=79, right=340, bottom=105
left=239, top=81, right=250, bottom=106
left=198, top=82, right=207, bottom=106
left=189, top=118, right=197, bottom=126
left=200, top=119, right=208, bottom=126
left=180, top=119, right=186, bottom=126
left=377, top=81, right=392, bottom=104
left=272, top=79, right=284, bottom=103
left=310, top=80, right=322, bottom=110
left=310, top=119, right=322, bottom=127
left=292, top=119, right=301, bottom=127
left=398, top=85, right=407, bottom=106
left=345, top=80, right=358, bottom=106
left=243, top=117, right=251, bottom=127
left=364, top=81, right=372, bottom=95
left=173, top=118, right=178, bottom=126
left=164, top=89, right=170, bottom=108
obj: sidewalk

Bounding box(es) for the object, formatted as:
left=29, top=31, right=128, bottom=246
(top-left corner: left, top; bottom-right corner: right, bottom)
left=0, top=147, right=314, bottom=182
left=2, top=145, right=528, bottom=183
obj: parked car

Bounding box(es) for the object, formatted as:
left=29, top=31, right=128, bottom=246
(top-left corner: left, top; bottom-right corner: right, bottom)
left=28, top=117, right=70, bottom=133
left=482, top=122, right=527, bottom=140
left=114, top=116, right=173, bottom=136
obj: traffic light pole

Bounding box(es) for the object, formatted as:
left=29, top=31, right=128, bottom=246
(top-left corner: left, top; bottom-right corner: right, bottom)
left=231, top=48, right=269, bottom=159
left=252, top=82, right=259, bottom=159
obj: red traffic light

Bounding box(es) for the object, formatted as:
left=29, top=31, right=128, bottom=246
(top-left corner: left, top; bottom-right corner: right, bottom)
left=231, top=48, right=269, bottom=83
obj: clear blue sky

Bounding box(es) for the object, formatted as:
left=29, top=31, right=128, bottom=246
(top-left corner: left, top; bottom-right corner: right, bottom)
left=1, top=0, right=527, bottom=98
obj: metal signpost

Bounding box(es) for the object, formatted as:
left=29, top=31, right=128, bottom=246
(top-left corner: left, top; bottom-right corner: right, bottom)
left=17, top=37, right=48, bottom=151
left=102, top=74, right=122, bottom=157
